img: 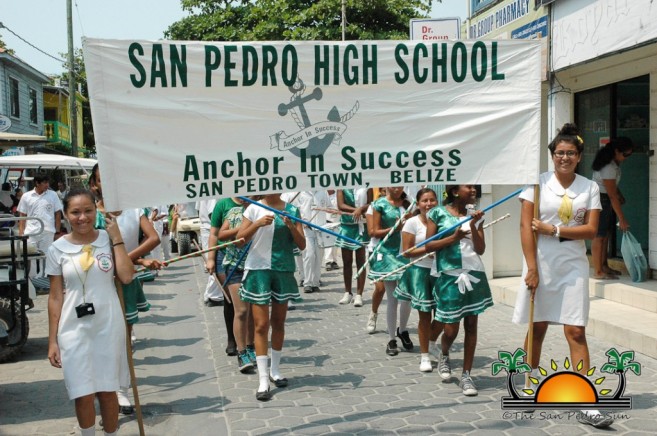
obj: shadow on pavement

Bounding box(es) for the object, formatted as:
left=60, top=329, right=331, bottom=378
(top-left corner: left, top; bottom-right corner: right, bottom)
left=0, top=379, right=69, bottom=423
left=141, top=337, right=203, bottom=348
left=133, top=354, right=193, bottom=366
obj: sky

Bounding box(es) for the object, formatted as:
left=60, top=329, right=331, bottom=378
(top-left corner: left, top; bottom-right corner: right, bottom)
left=1, top=0, right=467, bottom=77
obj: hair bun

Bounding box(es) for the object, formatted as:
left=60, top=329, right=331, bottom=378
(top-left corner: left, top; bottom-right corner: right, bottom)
left=559, top=123, right=580, bottom=137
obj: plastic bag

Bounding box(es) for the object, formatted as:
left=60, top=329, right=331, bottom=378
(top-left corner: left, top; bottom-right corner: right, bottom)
left=621, top=231, right=648, bottom=283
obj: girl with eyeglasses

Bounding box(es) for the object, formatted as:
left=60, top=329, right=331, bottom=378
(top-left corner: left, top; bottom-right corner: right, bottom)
left=590, top=137, right=634, bottom=280
left=513, top=123, right=611, bottom=429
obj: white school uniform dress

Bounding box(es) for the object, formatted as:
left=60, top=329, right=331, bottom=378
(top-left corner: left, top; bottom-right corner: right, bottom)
left=512, top=172, right=601, bottom=326
left=46, top=230, right=129, bottom=400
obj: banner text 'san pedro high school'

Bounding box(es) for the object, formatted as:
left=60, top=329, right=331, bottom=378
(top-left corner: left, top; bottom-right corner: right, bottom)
left=83, top=39, right=541, bottom=210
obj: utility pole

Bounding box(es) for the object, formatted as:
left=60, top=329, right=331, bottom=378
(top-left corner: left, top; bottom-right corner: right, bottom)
left=67, top=0, right=77, bottom=156
left=341, top=0, right=346, bottom=41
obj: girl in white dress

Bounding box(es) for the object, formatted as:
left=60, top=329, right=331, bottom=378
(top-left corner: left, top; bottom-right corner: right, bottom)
left=513, top=123, right=610, bottom=428
left=47, top=190, right=135, bottom=436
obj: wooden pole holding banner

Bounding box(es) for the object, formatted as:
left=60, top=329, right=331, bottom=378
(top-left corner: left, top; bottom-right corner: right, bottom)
left=114, top=279, right=145, bottom=436
left=356, top=199, right=416, bottom=279
left=399, top=188, right=523, bottom=257
left=135, top=239, right=244, bottom=272
left=371, top=213, right=512, bottom=284
left=238, top=196, right=363, bottom=247
left=526, top=186, right=539, bottom=389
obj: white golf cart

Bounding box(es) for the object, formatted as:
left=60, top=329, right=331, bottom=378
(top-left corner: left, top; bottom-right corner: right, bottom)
left=0, top=154, right=95, bottom=362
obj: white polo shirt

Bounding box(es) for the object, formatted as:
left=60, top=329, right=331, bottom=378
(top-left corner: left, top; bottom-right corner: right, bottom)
left=17, top=188, right=63, bottom=234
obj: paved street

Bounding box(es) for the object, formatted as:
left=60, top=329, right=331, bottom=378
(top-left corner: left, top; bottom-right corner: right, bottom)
left=1, top=257, right=656, bottom=435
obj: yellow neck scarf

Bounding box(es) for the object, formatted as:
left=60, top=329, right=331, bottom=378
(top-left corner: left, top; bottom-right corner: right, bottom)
left=557, top=194, right=572, bottom=224
left=79, top=245, right=95, bottom=271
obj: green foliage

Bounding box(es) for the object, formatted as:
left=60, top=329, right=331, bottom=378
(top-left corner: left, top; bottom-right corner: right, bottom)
left=601, top=348, right=641, bottom=375
left=491, top=348, right=532, bottom=376
left=166, top=0, right=433, bottom=41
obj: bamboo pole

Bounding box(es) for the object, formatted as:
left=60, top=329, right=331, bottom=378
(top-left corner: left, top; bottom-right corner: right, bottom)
left=135, top=239, right=244, bottom=272
left=356, top=199, right=416, bottom=278
left=114, top=280, right=145, bottom=436
left=371, top=213, right=511, bottom=284
left=399, top=188, right=523, bottom=257
left=526, top=186, right=539, bottom=389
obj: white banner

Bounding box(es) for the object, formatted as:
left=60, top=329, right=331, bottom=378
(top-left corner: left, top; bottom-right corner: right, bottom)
left=83, top=39, right=541, bottom=210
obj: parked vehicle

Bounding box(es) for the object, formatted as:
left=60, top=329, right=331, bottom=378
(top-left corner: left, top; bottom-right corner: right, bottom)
left=173, top=202, right=200, bottom=256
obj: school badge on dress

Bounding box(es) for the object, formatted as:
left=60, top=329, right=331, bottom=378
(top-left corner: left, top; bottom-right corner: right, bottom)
left=96, top=253, right=113, bottom=272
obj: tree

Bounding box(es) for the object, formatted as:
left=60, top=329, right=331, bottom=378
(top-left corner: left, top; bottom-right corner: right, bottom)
left=600, top=348, right=641, bottom=399
left=491, top=348, right=532, bottom=399
left=0, top=34, right=15, bottom=55
left=166, top=0, right=433, bottom=41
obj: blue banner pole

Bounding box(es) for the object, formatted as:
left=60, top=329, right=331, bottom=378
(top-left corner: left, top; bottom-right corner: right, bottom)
left=223, top=241, right=252, bottom=287
left=399, top=187, right=523, bottom=256
left=238, top=196, right=362, bottom=247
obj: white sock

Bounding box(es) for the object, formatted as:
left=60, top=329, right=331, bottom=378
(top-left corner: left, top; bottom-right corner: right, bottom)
left=256, top=355, right=269, bottom=392
left=117, top=388, right=131, bottom=406
left=104, top=431, right=118, bottom=436
left=398, top=299, right=411, bottom=331
left=421, top=353, right=430, bottom=360
left=270, top=349, right=282, bottom=380
left=80, top=426, right=95, bottom=436
left=384, top=283, right=398, bottom=340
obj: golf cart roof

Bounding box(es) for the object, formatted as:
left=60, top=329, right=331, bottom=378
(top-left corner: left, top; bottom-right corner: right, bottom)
left=0, top=154, right=97, bottom=170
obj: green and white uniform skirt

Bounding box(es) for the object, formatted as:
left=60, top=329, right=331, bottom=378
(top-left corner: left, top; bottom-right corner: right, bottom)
left=334, top=223, right=368, bottom=251
left=433, top=270, right=493, bottom=323
left=239, top=269, right=301, bottom=305
left=394, top=265, right=436, bottom=312
left=123, top=277, right=151, bottom=325
left=367, top=249, right=408, bottom=282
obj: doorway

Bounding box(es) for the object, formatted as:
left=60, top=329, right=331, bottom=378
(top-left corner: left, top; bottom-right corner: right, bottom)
left=575, top=75, right=649, bottom=257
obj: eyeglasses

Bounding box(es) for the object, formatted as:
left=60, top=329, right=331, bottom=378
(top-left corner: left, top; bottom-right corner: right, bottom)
left=553, top=150, right=579, bottom=158
left=622, top=151, right=632, bottom=157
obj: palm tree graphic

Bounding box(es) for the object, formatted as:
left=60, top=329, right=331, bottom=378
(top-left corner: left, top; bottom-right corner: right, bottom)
left=492, top=348, right=532, bottom=399
left=600, top=348, right=641, bottom=399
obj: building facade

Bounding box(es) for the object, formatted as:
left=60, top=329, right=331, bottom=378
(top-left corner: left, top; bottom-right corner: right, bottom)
left=467, top=0, right=656, bottom=276
left=0, top=48, right=49, bottom=154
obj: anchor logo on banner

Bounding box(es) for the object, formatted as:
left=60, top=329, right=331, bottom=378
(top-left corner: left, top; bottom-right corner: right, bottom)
left=270, top=80, right=359, bottom=157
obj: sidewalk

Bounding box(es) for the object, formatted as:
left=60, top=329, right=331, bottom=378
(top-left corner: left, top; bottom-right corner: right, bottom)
left=1, top=258, right=656, bottom=435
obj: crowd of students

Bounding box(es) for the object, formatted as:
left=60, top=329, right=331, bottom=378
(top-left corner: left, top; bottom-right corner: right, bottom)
left=43, top=122, right=622, bottom=433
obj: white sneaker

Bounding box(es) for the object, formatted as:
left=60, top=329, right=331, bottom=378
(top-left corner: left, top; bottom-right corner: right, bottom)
left=338, top=292, right=352, bottom=305
left=117, top=388, right=134, bottom=415
left=353, top=295, right=363, bottom=307
left=428, top=343, right=441, bottom=361
left=366, top=312, right=378, bottom=334
left=577, top=410, right=614, bottom=428
left=419, top=356, right=433, bottom=372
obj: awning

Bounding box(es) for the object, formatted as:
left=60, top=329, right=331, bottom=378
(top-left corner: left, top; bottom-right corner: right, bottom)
left=0, top=132, right=47, bottom=147
left=0, top=154, right=96, bottom=170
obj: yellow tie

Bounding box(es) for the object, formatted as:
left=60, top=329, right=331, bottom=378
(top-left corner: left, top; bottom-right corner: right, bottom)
left=79, top=245, right=95, bottom=272
left=558, top=194, right=572, bottom=225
